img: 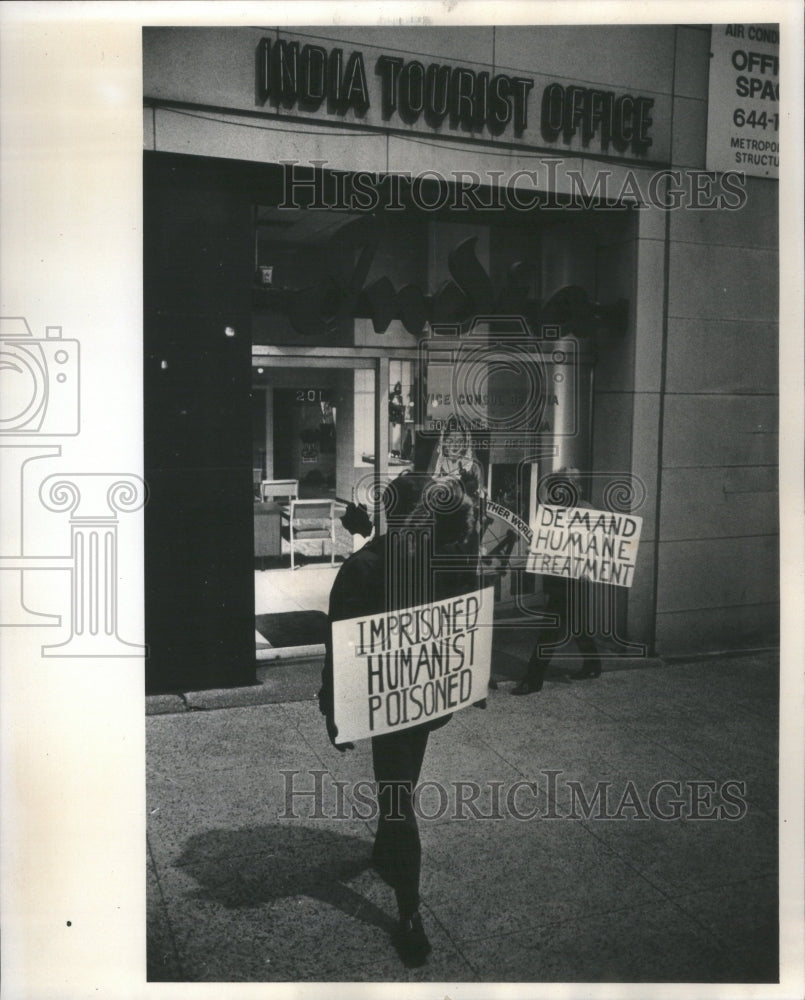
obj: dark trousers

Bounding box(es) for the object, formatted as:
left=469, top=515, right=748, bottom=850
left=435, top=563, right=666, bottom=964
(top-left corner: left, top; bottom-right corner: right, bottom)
left=527, top=582, right=601, bottom=685
left=371, top=724, right=430, bottom=918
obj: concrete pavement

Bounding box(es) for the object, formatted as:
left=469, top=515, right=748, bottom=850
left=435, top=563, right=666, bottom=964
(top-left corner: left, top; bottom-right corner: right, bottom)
left=147, top=649, right=779, bottom=983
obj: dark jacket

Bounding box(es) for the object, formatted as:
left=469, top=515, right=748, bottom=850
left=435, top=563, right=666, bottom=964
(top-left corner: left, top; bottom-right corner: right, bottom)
left=318, top=535, right=385, bottom=721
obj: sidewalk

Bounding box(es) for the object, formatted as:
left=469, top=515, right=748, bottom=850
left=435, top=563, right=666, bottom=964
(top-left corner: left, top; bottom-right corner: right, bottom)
left=147, top=650, right=779, bottom=983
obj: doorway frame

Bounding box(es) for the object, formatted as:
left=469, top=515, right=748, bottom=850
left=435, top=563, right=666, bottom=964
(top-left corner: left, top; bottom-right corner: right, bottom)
left=253, top=344, right=421, bottom=533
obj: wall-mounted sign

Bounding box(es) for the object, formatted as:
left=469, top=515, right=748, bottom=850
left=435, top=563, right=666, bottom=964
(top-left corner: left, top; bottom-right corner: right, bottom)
left=257, top=37, right=655, bottom=154
left=706, top=24, right=779, bottom=179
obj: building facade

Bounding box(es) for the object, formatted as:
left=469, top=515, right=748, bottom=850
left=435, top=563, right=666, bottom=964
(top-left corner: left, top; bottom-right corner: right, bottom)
left=142, top=25, right=779, bottom=693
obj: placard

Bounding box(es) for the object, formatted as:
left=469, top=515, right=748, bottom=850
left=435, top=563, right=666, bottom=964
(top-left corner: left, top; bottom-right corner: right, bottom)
left=706, top=23, right=780, bottom=178
left=332, top=587, right=494, bottom=743
left=526, top=505, right=642, bottom=587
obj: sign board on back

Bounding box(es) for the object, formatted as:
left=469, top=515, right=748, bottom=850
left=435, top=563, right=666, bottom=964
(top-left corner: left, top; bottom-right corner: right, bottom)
left=706, top=24, right=779, bottom=179
left=332, top=587, right=495, bottom=744
left=526, top=505, right=642, bottom=587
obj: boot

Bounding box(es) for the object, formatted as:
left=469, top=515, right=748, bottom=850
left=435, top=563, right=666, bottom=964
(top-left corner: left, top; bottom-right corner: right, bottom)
left=394, top=910, right=431, bottom=966
left=512, top=677, right=543, bottom=695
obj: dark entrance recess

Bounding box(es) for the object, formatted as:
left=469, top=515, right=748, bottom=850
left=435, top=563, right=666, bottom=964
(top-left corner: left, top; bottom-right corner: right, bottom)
left=144, top=152, right=271, bottom=692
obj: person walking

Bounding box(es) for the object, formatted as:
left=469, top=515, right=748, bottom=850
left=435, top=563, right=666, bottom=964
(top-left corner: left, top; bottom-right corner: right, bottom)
left=318, top=470, right=481, bottom=966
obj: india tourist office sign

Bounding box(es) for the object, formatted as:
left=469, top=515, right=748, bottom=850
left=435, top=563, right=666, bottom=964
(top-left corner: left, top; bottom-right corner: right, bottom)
left=332, top=587, right=495, bottom=743
left=706, top=23, right=779, bottom=179
left=254, top=33, right=660, bottom=157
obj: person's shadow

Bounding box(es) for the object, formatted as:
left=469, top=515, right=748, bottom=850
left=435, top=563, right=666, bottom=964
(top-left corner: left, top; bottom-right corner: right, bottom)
left=172, top=823, right=396, bottom=935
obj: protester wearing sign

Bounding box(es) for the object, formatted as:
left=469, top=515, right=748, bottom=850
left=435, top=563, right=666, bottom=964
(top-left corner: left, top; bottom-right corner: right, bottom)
left=513, top=468, right=603, bottom=695
left=318, top=470, right=481, bottom=966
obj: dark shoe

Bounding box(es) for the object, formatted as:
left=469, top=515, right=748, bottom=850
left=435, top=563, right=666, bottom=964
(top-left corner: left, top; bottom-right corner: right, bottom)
left=575, top=660, right=602, bottom=679
left=394, top=911, right=431, bottom=967
left=512, top=678, right=543, bottom=696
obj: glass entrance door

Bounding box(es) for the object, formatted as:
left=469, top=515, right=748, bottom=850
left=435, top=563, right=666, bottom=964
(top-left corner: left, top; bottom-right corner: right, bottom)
left=252, top=359, right=384, bottom=650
